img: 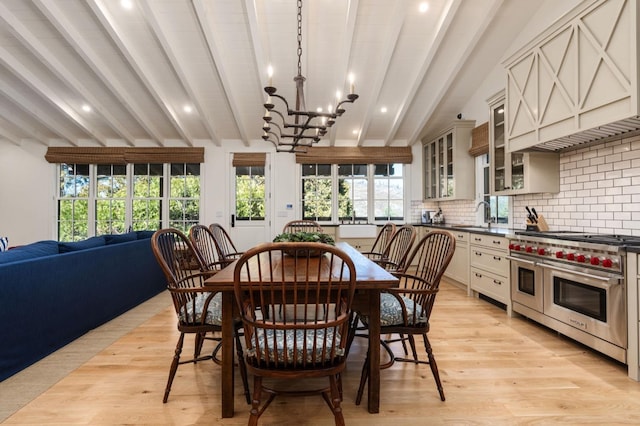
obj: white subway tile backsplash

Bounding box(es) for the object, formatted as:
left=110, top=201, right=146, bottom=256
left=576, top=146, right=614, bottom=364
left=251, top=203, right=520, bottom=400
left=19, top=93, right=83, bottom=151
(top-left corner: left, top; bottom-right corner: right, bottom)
left=432, top=134, right=640, bottom=233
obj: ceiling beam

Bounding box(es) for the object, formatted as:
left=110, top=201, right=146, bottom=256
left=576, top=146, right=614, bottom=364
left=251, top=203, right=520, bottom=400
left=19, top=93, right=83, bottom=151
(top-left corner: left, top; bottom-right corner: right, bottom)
left=405, top=0, right=505, bottom=145
left=383, top=0, right=460, bottom=146
left=87, top=0, right=194, bottom=146
left=0, top=8, right=107, bottom=146
left=0, top=116, right=23, bottom=146
left=2, top=1, right=135, bottom=146
left=34, top=0, right=166, bottom=146
left=138, top=0, right=221, bottom=145
left=0, top=48, right=83, bottom=146
left=0, top=97, right=50, bottom=145
left=194, top=0, right=250, bottom=146
left=355, top=0, right=407, bottom=146
left=329, top=0, right=359, bottom=146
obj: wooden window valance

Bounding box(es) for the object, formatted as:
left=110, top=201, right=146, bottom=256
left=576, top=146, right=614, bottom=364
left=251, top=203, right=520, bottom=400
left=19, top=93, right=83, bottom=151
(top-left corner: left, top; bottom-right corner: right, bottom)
left=45, top=147, right=205, bottom=164
left=295, top=147, right=413, bottom=164
left=232, top=152, right=267, bottom=167
left=468, top=122, right=489, bottom=156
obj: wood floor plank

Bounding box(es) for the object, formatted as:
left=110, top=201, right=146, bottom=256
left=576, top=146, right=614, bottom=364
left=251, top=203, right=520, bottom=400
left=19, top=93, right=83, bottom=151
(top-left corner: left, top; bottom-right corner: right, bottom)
left=3, top=280, right=640, bottom=425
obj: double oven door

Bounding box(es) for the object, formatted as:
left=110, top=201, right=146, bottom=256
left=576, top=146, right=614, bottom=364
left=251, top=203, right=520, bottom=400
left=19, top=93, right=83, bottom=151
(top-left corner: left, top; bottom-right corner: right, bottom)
left=510, top=257, right=543, bottom=313
left=510, top=255, right=626, bottom=351
left=542, top=263, right=626, bottom=349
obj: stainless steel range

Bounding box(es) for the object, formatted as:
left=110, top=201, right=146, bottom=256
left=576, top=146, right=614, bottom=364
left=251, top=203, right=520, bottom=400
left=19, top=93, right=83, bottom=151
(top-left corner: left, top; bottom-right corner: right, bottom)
left=507, top=231, right=639, bottom=363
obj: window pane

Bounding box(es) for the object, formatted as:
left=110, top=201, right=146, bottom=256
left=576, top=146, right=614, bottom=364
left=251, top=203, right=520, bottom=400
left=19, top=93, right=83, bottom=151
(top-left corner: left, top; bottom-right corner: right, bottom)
left=235, top=165, right=265, bottom=221
left=373, top=163, right=403, bottom=221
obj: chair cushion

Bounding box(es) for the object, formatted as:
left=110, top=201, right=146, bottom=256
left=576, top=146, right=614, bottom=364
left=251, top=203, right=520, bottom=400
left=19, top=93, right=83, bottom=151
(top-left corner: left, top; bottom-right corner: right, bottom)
left=379, top=293, right=427, bottom=326
left=179, top=292, right=222, bottom=325
left=247, top=328, right=344, bottom=363
left=0, top=237, right=7, bottom=252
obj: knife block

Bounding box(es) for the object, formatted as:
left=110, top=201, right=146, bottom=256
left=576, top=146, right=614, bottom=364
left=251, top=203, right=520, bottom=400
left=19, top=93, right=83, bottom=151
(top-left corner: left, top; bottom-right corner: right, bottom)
left=526, top=214, right=549, bottom=232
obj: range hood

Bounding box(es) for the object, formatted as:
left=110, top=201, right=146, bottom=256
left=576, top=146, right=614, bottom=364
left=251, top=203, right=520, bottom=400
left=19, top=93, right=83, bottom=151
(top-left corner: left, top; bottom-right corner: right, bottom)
left=503, top=0, right=640, bottom=154
left=528, top=116, right=640, bottom=153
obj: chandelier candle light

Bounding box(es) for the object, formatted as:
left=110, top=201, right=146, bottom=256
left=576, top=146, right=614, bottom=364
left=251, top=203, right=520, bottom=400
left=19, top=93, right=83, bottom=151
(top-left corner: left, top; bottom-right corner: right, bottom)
left=262, top=0, right=359, bottom=153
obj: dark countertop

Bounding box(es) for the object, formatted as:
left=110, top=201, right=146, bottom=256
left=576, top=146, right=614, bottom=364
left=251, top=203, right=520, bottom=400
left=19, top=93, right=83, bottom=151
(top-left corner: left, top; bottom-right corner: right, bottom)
left=411, top=223, right=522, bottom=237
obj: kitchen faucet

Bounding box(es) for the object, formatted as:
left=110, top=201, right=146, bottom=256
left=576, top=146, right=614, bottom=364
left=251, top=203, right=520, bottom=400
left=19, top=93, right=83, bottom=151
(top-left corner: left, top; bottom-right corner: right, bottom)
left=475, top=200, right=494, bottom=226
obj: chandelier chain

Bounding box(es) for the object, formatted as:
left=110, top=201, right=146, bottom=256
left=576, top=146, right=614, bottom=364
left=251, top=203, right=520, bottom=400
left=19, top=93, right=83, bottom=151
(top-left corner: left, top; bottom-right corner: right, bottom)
left=297, top=0, right=302, bottom=76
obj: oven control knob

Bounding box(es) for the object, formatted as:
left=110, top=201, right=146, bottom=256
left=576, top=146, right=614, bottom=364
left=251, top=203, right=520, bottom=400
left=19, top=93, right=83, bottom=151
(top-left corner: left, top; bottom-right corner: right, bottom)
left=576, top=254, right=586, bottom=263
left=537, top=248, right=546, bottom=255
left=555, top=251, right=564, bottom=258
left=526, top=246, right=534, bottom=253
left=590, top=257, right=600, bottom=265
left=602, top=258, right=613, bottom=268
left=567, top=253, right=575, bottom=261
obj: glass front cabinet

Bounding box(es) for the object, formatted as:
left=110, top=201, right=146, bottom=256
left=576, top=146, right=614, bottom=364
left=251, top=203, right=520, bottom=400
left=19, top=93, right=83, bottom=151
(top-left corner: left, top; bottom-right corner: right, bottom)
left=488, top=91, right=560, bottom=195
left=423, top=120, right=475, bottom=200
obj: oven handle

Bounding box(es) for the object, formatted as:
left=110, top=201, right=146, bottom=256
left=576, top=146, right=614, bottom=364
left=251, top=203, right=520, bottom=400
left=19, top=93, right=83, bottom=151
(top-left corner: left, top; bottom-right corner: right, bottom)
left=537, top=262, right=621, bottom=284
left=505, top=256, right=537, bottom=265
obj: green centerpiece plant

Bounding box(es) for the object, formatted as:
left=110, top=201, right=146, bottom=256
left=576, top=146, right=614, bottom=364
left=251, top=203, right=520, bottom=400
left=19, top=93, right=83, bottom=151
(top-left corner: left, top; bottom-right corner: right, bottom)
left=272, top=231, right=335, bottom=256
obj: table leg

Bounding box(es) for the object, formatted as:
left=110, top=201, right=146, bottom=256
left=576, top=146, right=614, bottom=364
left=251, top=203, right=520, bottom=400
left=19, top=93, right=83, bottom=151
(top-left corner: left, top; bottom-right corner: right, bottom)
left=367, top=289, right=381, bottom=413
left=221, top=290, right=235, bottom=418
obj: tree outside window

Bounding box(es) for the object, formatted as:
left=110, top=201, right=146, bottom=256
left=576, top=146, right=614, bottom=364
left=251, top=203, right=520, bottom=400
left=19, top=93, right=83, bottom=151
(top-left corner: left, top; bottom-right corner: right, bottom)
left=235, top=166, right=265, bottom=221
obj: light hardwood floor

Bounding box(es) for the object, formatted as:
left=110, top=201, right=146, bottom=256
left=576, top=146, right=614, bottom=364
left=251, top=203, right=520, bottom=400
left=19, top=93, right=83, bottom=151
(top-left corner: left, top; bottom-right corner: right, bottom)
left=3, top=280, right=640, bottom=425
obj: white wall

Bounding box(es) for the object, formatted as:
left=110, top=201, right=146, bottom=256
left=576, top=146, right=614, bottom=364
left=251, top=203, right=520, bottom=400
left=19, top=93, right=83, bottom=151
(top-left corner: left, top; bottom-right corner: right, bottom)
left=0, top=143, right=55, bottom=246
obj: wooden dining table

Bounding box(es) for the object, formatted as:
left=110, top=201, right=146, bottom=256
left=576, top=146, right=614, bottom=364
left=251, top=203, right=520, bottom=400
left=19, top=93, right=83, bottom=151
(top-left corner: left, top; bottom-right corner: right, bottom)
left=204, top=241, right=399, bottom=418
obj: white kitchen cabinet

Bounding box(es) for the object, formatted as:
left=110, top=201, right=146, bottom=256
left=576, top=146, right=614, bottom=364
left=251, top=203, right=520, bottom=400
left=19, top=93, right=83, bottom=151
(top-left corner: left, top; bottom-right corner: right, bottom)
left=504, top=0, right=639, bottom=152
left=488, top=91, right=559, bottom=195
left=444, top=230, right=469, bottom=290
left=423, top=120, right=475, bottom=200
left=469, top=233, right=511, bottom=315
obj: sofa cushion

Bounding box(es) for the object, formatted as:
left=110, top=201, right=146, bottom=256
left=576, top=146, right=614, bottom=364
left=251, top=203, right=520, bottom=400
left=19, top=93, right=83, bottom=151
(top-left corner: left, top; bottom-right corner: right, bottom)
left=0, top=237, right=7, bottom=252
left=0, top=240, right=59, bottom=264
left=104, top=232, right=138, bottom=245
left=135, top=230, right=155, bottom=240
left=58, top=236, right=106, bottom=253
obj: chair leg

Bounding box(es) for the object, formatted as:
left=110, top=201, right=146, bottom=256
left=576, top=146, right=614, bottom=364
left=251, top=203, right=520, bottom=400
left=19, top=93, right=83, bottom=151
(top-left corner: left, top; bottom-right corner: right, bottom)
left=423, top=334, right=445, bottom=401
left=325, top=374, right=345, bottom=426
left=163, top=332, right=185, bottom=403
left=248, top=376, right=262, bottom=426
left=194, top=332, right=205, bottom=360
left=355, top=350, right=369, bottom=406
left=408, top=334, right=419, bottom=362
left=235, top=330, right=251, bottom=404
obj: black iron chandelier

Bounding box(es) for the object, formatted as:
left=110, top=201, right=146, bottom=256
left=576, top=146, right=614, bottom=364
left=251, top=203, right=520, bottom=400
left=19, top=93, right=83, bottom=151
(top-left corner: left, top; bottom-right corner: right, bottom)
left=262, top=0, right=359, bottom=153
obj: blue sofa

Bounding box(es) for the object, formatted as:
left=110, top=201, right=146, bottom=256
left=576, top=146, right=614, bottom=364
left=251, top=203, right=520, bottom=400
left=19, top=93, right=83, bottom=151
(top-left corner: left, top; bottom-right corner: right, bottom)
left=0, top=231, right=166, bottom=381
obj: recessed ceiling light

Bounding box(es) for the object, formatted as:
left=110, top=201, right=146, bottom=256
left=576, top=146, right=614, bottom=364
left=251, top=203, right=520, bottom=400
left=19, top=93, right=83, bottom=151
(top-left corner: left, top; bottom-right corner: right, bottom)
left=352, top=129, right=359, bottom=135
left=183, top=105, right=193, bottom=113
left=419, top=2, right=429, bottom=13
left=81, top=104, right=91, bottom=112
left=121, top=0, right=134, bottom=10
left=380, top=106, right=387, bottom=113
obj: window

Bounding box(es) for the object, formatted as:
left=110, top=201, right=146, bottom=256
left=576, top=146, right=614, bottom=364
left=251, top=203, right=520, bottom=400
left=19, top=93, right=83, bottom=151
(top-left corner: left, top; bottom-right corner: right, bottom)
left=96, top=164, right=127, bottom=234
left=58, top=164, right=90, bottom=242
left=338, top=164, right=368, bottom=221
left=235, top=165, right=266, bottom=221
left=302, top=164, right=332, bottom=221
left=302, top=163, right=404, bottom=223
left=132, top=163, right=163, bottom=231
left=477, top=155, right=510, bottom=225
left=374, top=163, right=404, bottom=221
left=56, top=163, right=200, bottom=241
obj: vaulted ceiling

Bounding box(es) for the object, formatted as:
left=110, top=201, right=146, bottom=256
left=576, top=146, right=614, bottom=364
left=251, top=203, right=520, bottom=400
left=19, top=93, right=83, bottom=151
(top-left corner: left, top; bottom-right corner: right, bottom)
left=0, top=0, right=544, bottom=149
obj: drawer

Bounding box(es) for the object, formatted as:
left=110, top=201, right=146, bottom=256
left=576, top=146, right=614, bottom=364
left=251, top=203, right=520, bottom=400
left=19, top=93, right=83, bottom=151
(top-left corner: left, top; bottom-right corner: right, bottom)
left=469, top=247, right=510, bottom=276
left=451, top=231, right=468, bottom=243
left=469, top=234, right=508, bottom=250
left=470, top=267, right=509, bottom=304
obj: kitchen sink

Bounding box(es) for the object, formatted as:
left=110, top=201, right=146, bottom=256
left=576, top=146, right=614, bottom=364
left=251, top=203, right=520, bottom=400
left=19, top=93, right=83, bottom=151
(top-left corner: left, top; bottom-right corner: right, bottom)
left=338, top=224, right=378, bottom=238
